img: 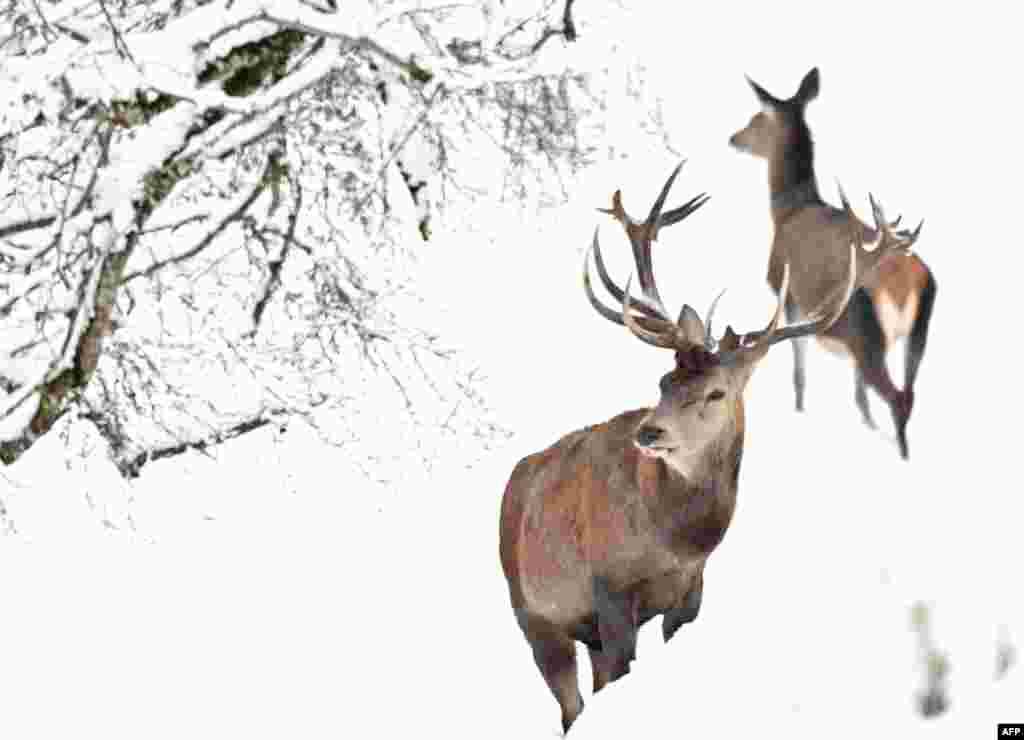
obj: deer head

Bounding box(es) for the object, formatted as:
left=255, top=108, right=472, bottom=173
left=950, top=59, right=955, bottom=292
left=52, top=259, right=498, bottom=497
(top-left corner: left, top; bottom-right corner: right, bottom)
left=584, top=161, right=915, bottom=476
left=729, top=67, right=819, bottom=159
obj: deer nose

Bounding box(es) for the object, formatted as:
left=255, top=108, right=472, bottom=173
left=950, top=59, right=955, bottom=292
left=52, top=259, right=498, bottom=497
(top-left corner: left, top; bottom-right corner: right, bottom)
left=635, top=425, right=664, bottom=448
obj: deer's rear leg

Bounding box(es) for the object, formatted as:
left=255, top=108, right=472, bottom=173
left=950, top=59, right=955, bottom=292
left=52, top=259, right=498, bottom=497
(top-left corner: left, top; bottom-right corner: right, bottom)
left=854, top=370, right=877, bottom=429
left=592, top=577, right=638, bottom=685
left=891, top=276, right=934, bottom=461
left=845, top=287, right=910, bottom=457
left=905, top=270, right=936, bottom=391
left=525, top=625, right=583, bottom=734
left=785, top=299, right=807, bottom=412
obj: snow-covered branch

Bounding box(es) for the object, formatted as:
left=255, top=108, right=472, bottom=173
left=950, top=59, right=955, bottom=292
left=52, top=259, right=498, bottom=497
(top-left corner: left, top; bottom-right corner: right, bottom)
left=0, top=0, right=600, bottom=472
left=122, top=155, right=275, bottom=283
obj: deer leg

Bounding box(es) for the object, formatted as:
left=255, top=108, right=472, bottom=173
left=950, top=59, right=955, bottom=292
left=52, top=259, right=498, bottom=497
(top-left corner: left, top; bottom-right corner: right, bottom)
left=663, top=569, right=703, bottom=644
left=854, top=370, right=877, bottom=430
left=593, top=577, right=638, bottom=684
left=904, top=271, right=936, bottom=394
left=784, top=299, right=807, bottom=412
left=887, top=273, right=936, bottom=460
left=845, top=288, right=910, bottom=458
left=525, top=624, right=584, bottom=733
left=588, top=645, right=614, bottom=694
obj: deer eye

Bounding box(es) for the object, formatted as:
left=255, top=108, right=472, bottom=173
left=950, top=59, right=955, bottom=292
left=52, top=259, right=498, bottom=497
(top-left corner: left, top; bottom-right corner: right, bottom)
left=706, top=389, right=726, bottom=402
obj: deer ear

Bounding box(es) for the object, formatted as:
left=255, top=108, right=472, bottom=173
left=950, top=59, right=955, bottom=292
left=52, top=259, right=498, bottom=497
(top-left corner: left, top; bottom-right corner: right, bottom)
left=795, top=67, right=819, bottom=105
left=746, top=75, right=782, bottom=109
left=676, top=304, right=706, bottom=346
left=718, top=326, right=741, bottom=352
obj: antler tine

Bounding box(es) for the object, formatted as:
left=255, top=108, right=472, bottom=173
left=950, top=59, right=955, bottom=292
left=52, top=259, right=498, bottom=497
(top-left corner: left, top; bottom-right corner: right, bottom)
left=622, top=275, right=680, bottom=349
left=864, top=193, right=924, bottom=279
left=659, top=192, right=711, bottom=229
left=583, top=230, right=677, bottom=332
left=645, top=160, right=686, bottom=235
left=598, top=193, right=710, bottom=232
left=836, top=178, right=852, bottom=211
left=719, top=243, right=857, bottom=363
left=718, top=266, right=789, bottom=359
left=892, top=219, right=924, bottom=243
left=597, top=161, right=698, bottom=319
left=587, top=161, right=713, bottom=351
left=595, top=190, right=671, bottom=317
left=703, top=288, right=728, bottom=351
left=835, top=180, right=865, bottom=249
left=588, top=226, right=671, bottom=320
left=764, top=262, right=790, bottom=337
left=835, top=180, right=921, bottom=280
left=839, top=182, right=923, bottom=260
left=868, top=192, right=890, bottom=236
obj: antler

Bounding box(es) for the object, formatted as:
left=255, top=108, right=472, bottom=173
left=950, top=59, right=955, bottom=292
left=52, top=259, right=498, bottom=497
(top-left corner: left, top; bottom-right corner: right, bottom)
left=719, top=183, right=924, bottom=362
left=836, top=182, right=924, bottom=277
left=583, top=161, right=712, bottom=349
left=718, top=245, right=857, bottom=363
left=583, top=164, right=923, bottom=365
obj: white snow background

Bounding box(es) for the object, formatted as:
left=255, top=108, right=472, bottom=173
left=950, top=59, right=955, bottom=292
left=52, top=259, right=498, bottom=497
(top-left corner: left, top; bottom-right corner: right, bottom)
left=2, top=2, right=1022, bottom=738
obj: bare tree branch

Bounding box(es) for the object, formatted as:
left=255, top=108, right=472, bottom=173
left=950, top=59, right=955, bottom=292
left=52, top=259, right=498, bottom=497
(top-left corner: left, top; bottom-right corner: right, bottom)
left=0, top=0, right=599, bottom=477
left=0, top=215, right=59, bottom=241
left=110, top=397, right=324, bottom=479
left=248, top=159, right=300, bottom=336
left=121, top=155, right=275, bottom=284
left=97, top=0, right=136, bottom=63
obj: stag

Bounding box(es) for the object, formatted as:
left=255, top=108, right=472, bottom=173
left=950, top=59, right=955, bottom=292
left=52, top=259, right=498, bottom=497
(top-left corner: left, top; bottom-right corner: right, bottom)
left=729, top=67, right=936, bottom=459
left=498, top=162, right=918, bottom=733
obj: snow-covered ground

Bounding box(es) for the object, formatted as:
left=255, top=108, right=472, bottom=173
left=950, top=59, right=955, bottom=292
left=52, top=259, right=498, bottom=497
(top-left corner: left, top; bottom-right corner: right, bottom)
left=2, top=2, right=1022, bottom=738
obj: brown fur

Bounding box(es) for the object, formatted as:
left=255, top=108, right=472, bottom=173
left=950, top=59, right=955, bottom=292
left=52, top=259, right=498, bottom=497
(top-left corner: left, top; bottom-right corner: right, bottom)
left=730, top=67, right=936, bottom=458
left=500, top=372, right=746, bottom=732
left=503, top=159, right=854, bottom=732
left=768, top=205, right=929, bottom=339
left=868, top=253, right=930, bottom=321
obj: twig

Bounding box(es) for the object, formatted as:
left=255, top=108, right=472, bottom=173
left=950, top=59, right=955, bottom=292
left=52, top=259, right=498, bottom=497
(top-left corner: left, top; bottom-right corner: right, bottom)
left=121, top=156, right=275, bottom=284
left=354, top=83, right=444, bottom=214
left=248, top=168, right=302, bottom=335
left=117, top=414, right=274, bottom=478
left=97, top=0, right=136, bottom=63
left=562, top=0, right=578, bottom=42
left=0, top=215, right=59, bottom=240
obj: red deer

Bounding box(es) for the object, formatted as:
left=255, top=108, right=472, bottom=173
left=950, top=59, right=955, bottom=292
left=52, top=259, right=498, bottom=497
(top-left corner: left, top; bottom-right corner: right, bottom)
left=498, top=162, right=920, bottom=733
left=729, top=67, right=936, bottom=459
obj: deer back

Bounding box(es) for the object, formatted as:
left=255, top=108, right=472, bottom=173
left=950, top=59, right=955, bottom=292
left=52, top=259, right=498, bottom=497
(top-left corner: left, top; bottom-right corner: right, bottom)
left=769, top=205, right=876, bottom=314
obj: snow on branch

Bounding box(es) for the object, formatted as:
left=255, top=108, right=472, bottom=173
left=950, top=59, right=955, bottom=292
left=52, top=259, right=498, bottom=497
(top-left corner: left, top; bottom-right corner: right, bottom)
left=1, top=0, right=600, bottom=473
left=111, top=397, right=323, bottom=479
left=121, top=154, right=275, bottom=283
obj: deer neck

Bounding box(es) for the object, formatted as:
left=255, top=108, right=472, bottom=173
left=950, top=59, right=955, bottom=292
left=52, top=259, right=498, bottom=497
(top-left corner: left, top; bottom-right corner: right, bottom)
left=768, top=127, right=821, bottom=221
left=646, top=415, right=744, bottom=506
left=646, top=429, right=744, bottom=559
left=770, top=178, right=820, bottom=213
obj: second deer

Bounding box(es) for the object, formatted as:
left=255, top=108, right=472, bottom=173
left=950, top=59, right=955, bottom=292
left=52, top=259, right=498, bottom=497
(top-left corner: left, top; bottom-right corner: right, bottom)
left=729, top=67, right=936, bottom=459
